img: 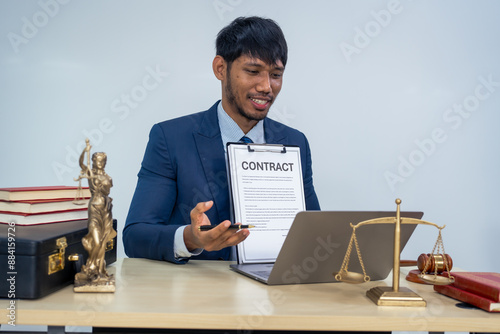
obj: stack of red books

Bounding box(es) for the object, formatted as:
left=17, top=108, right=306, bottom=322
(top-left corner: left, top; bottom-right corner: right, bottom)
left=434, top=272, right=500, bottom=312
left=0, top=186, right=90, bottom=225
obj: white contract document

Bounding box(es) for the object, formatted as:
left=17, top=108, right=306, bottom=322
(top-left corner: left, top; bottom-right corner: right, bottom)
left=227, top=143, right=306, bottom=264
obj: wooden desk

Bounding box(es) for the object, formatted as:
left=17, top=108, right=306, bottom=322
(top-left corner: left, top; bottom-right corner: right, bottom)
left=1, top=258, right=499, bottom=332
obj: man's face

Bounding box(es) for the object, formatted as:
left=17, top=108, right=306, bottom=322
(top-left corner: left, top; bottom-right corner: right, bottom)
left=223, top=55, right=284, bottom=124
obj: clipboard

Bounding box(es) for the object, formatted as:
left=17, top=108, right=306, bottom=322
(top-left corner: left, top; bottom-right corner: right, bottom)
left=226, top=142, right=306, bottom=264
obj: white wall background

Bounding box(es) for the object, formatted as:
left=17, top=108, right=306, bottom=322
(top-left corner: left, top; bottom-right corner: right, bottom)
left=1, top=0, right=499, bottom=277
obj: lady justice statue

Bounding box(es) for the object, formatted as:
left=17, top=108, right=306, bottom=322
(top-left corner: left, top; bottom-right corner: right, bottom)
left=74, top=139, right=116, bottom=292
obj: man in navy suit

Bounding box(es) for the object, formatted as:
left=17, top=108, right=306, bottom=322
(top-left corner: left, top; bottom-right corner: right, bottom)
left=123, top=16, right=320, bottom=264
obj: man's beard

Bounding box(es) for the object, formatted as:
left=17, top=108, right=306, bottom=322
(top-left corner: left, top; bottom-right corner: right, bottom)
left=225, top=72, right=268, bottom=122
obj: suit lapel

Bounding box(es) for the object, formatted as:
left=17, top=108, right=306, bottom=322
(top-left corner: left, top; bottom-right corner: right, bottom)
left=264, top=118, right=288, bottom=144
left=193, top=103, right=231, bottom=222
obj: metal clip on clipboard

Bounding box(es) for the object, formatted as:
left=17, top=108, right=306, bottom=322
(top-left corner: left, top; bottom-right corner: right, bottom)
left=245, top=143, right=287, bottom=154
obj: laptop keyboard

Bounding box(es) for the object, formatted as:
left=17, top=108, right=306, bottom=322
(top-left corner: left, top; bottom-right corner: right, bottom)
left=249, top=270, right=271, bottom=279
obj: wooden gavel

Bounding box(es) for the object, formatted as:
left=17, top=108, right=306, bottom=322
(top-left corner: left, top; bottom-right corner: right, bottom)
left=401, top=253, right=453, bottom=273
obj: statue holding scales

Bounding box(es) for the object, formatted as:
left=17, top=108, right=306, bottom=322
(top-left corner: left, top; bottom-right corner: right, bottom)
left=73, top=138, right=116, bottom=292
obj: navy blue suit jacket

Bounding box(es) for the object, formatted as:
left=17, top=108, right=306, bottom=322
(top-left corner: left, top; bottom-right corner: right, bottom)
left=123, top=101, right=320, bottom=263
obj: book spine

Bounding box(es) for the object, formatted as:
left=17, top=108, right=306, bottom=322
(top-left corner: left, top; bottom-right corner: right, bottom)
left=444, top=273, right=500, bottom=302
left=434, top=285, right=500, bottom=313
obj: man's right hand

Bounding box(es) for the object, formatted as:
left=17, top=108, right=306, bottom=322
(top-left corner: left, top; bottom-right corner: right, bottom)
left=183, top=201, right=250, bottom=252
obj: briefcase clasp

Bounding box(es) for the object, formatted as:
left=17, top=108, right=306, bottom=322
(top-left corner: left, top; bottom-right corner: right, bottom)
left=48, top=237, right=68, bottom=275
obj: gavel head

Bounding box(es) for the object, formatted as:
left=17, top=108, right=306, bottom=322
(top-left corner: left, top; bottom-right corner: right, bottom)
left=417, top=253, right=453, bottom=274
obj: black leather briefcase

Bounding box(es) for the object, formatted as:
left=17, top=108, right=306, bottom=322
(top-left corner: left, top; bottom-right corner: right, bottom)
left=0, top=219, right=117, bottom=299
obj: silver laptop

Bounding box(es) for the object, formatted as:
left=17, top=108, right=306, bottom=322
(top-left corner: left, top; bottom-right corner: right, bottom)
left=230, top=210, right=423, bottom=285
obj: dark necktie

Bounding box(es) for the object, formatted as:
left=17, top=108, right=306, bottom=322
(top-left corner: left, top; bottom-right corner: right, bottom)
left=240, top=136, right=253, bottom=144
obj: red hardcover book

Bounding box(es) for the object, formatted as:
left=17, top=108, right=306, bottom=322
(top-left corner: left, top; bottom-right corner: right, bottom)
left=435, top=284, right=500, bottom=313
left=0, top=186, right=90, bottom=201
left=443, top=272, right=500, bottom=302
left=0, top=198, right=90, bottom=214
left=0, top=209, right=88, bottom=225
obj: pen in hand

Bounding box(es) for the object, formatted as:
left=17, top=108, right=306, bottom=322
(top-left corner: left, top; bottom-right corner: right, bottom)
left=198, top=224, right=255, bottom=231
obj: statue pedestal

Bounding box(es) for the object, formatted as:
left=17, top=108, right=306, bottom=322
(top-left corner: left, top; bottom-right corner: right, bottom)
left=74, top=275, right=116, bottom=293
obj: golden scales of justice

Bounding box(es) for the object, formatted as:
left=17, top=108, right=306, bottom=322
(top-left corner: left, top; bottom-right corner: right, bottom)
left=333, top=199, right=454, bottom=307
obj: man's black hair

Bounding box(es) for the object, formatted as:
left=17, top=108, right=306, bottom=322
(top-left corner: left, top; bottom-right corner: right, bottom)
left=216, top=16, right=288, bottom=67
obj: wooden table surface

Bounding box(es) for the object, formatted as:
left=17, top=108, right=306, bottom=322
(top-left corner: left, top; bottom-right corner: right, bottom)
left=1, top=258, right=499, bottom=332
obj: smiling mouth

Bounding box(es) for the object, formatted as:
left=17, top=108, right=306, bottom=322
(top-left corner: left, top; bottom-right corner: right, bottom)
left=250, top=97, right=271, bottom=108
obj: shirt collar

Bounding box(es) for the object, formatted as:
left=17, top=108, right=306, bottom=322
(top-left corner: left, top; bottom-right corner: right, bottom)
left=217, top=101, right=265, bottom=151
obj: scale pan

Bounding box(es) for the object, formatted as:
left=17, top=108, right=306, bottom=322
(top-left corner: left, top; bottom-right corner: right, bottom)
left=333, top=271, right=369, bottom=284
left=418, top=274, right=454, bottom=285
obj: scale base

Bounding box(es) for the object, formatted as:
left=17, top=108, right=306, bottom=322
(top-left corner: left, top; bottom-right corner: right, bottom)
left=366, top=286, right=427, bottom=307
